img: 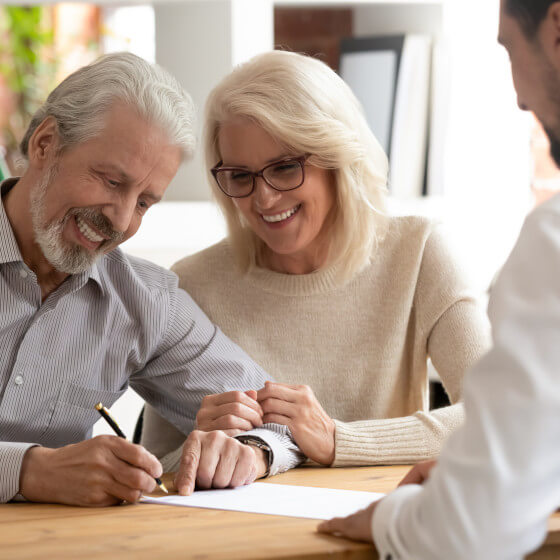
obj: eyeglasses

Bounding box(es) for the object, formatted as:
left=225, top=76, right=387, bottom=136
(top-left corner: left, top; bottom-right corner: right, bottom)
left=211, top=155, right=308, bottom=198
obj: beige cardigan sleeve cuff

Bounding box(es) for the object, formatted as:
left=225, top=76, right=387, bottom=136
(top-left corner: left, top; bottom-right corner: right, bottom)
left=332, top=403, right=465, bottom=466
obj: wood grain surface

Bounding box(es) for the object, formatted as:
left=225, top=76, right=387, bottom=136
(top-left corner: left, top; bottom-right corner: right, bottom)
left=1, top=465, right=558, bottom=559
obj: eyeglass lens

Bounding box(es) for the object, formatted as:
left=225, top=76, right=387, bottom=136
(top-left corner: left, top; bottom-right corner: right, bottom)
left=216, top=159, right=304, bottom=197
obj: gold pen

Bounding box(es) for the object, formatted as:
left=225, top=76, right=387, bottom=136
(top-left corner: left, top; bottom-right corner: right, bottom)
left=95, top=402, right=168, bottom=494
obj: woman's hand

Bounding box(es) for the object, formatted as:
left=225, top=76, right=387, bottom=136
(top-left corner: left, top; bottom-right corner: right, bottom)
left=398, top=459, right=437, bottom=487
left=317, top=500, right=380, bottom=542
left=257, top=381, right=336, bottom=465
left=196, top=390, right=264, bottom=436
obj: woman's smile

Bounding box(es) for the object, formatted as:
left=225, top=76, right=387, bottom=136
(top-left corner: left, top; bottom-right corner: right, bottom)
left=260, top=204, right=301, bottom=225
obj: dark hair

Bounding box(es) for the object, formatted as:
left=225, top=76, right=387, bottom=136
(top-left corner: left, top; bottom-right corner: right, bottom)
left=505, top=0, right=557, bottom=37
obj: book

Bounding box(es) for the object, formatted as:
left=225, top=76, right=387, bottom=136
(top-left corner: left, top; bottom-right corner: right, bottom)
left=339, top=34, right=432, bottom=198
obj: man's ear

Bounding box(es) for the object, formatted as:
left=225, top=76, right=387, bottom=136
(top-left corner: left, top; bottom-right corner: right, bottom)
left=27, top=117, right=59, bottom=169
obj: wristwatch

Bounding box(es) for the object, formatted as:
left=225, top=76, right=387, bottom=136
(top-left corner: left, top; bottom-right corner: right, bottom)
left=236, top=435, right=273, bottom=478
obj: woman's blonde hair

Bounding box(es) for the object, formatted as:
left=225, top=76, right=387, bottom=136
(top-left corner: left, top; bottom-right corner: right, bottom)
left=204, top=50, right=388, bottom=284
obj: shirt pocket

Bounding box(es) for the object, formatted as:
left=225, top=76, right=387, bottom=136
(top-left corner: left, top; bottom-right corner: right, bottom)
left=39, top=382, right=126, bottom=448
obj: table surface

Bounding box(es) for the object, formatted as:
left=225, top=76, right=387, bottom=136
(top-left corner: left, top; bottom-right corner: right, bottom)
left=1, top=465, right=559, bottom=560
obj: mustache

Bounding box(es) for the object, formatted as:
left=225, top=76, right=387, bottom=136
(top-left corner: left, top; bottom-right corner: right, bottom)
left=69, top=207, right=124, bottom=244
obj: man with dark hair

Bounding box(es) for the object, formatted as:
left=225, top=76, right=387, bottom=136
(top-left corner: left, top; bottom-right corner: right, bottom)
left=505, top=0, right=555, bottom=36
left=319, top=1, right=560, bottom=558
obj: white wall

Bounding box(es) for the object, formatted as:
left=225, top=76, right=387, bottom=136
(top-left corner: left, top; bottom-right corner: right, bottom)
left=434, top=0, right=532, bottom=284
left=154, top=0, right=273, bottom=202
left=353, top=2, right=443, bottom=37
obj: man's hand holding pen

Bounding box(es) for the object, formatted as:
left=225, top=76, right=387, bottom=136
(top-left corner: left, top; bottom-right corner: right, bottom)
left=18, top=431, right=265, bottom=506
left=18, top=401, right=267, bottom=506
left=19, top=436, right=163, bottom=506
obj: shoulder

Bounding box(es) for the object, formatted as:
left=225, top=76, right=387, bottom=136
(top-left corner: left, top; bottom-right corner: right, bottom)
left=524, top=194, right=560, bottom=237
left=171, top=238, right=234, bottom=286
left=381, top=215, right=477, bottom=307
left=383, top=214, right=436, bottom=245
left=91, top=249, right=182, bottom=341
left=493, top=194, right=560, bottom=304
left=380, top=215, right=447, bottom=263
left=100, top=248, right=179, bottom=296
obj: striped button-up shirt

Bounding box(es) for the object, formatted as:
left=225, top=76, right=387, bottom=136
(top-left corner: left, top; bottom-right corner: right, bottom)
left=0, top=178, right=302, bottom=502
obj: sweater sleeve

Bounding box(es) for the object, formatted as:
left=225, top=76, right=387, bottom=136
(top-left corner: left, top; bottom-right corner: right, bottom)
left=332, top=405, right=465, bottom=466
left=332, top=225, right=492, bottom=467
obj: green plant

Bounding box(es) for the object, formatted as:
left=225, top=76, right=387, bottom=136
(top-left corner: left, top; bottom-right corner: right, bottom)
left=0, top=6, right=56, bottom=164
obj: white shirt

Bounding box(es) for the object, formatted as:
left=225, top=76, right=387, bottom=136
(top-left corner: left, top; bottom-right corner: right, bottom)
left=372, top=193, right=560, bottom=559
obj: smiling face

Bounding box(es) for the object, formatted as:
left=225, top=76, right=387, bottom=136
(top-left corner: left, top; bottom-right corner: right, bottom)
left=217, top=118, right=336, bottom=274
left=28, top=103, right=182, bottom=274
left=499, top=0, right=560, bottom=165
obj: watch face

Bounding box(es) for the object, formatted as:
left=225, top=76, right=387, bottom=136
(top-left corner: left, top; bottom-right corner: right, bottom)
left=239, top=437, right=273, bottom=474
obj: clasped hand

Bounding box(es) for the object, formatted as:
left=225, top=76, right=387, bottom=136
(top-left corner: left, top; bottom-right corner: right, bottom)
left=195, top=381, right=336, bottom=465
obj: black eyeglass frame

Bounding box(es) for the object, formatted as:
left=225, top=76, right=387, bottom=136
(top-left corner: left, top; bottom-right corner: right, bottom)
left=211, top=154, right=309, bottom=198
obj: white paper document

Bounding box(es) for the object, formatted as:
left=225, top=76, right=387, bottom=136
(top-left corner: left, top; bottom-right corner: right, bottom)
left=141, top=482, right=384, bottom=520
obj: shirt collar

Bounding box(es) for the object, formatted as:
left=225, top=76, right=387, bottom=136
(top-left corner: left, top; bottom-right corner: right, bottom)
left=0, top=177, right=105, bottom=293
left=88, top=261, right=104, bottom=292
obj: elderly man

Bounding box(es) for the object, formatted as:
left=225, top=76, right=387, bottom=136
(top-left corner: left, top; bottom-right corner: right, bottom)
left=0, top=52, right=301, bottom=506
left=320, top=1, right=560, bottom=558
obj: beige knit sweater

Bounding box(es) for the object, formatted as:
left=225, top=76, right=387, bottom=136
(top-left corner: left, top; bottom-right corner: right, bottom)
left=142, top=216, right=491, bottom=468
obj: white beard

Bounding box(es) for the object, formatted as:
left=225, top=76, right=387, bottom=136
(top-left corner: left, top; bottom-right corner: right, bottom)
left=29, top=165, right=121, bottom=274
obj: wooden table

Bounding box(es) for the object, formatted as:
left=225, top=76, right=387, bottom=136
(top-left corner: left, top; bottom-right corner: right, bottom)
left=1, top=465, right=559, bottom=559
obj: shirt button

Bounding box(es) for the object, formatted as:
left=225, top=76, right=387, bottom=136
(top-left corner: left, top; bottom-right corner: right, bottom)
left=14, top=375, right=24, bottom=386
left=19, top=268, right=28, bottom=278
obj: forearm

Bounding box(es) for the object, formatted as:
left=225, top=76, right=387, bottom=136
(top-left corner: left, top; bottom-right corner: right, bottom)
left=332, top=403, right=464, bottom=466
left=0, top=442, right=38, bottom=502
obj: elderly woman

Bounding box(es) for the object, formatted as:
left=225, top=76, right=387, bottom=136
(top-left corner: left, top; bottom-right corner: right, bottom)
left=141, top=50, right=490, bottom=471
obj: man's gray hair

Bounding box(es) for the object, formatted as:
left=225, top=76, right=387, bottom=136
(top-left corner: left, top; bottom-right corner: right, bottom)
left=20, top=52, right=196, bottom=160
